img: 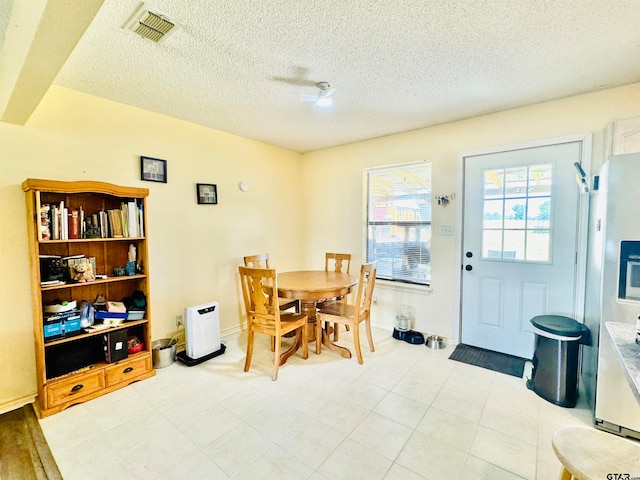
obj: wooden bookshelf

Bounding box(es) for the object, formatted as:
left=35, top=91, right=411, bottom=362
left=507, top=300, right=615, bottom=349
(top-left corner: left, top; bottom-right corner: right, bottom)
left=23, top=179, right=155, bottom=417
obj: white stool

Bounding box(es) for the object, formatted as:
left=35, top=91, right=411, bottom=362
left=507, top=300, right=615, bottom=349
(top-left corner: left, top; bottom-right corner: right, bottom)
left=552, top=426, right=640, bottom=480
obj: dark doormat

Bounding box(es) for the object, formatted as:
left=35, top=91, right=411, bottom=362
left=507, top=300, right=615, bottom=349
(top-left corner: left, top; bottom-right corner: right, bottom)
left=448, top=344, right=527, bottom=378
left=0, top=403, right=62, bottom=479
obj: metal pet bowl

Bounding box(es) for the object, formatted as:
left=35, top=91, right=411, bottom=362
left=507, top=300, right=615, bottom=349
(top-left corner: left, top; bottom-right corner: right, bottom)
left=425, top=335, right=446, bottom=349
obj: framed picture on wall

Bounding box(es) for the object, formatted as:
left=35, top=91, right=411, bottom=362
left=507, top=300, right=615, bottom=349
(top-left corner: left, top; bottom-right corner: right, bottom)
left=140, top=156, right=167, bottom=183
left=197, top=183, right=217, bottom=204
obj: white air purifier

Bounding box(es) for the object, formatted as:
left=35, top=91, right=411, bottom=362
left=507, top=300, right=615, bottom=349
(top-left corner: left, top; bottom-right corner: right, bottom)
left=185, top=301, right=221, bottom=360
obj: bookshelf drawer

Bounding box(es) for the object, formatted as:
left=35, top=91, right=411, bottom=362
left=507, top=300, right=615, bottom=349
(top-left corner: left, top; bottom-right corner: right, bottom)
left=46, top=370, right=105, bottom=407
left=105, top=354, right=151, bottom=386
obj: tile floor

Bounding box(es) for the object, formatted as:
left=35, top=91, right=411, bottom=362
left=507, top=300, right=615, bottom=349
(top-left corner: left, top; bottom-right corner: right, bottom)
left=39, top=326, right=595, bottom=479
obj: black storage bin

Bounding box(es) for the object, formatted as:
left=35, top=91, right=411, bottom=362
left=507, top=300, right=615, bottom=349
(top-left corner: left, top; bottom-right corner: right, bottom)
left=527, top=315, right=588, bottom=407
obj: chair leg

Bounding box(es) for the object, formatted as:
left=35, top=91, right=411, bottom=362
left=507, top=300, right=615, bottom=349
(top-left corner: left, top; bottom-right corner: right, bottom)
left=270, top=335, right=275, bottom=352
left=272, top=335, right=281, bottom=381
left=333, top=322, right=339, bottom=341
left=353, top=321, right=363, bottom=364
left=365, top=317, right=375, bottom=352
left=244, top=329, right=254, bottom=372
left=315, top=318, right=322, bottom=354
left=301, top=322, right=309, bottom=359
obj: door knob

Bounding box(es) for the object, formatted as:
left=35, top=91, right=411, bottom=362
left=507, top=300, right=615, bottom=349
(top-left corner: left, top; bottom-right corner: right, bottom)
left=465, top=265, right=473, bottom=271
left=465, top=252, right=473, bottom=258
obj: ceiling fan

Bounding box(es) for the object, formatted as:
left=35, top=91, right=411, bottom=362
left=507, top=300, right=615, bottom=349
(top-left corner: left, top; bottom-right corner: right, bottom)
left=301, top=82, right=336, bottom=107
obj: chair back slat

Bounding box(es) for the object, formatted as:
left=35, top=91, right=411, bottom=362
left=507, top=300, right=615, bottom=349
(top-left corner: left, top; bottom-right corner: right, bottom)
left=244, top=253, right=270, bottom=268
left=353, top=262, right=377, bottom=318
left=325, top=252, right=351, bottom=274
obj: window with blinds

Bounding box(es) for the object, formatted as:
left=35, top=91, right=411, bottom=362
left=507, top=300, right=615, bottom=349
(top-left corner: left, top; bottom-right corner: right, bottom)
left=365, top=162, right=432, bottom=285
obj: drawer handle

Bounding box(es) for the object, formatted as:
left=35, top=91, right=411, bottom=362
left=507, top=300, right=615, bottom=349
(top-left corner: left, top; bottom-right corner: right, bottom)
left=70, top=384, right=83, bottom=393
left=123, top=367, right=134, bottom=373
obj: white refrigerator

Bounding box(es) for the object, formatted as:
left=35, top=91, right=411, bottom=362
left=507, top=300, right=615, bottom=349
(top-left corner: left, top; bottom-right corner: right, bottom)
left=582, top=152, right=640, bottom=439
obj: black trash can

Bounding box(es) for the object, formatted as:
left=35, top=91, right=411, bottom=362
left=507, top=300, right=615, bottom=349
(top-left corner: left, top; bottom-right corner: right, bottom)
left=527, top=315, right=588, bottom=408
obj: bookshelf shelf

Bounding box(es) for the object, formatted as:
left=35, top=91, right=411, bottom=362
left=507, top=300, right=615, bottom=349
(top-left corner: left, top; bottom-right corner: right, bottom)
left=23, top=179, right=156, bottom=418
left=39, top=236, right=145, bottom=244
left=41, top=274, right=148, bottom=291
left=43, top=319, right=149, bottom=347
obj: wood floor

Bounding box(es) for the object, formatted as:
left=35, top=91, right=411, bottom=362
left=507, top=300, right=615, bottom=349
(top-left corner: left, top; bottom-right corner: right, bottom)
left=0, top=404, right=61, bottom=479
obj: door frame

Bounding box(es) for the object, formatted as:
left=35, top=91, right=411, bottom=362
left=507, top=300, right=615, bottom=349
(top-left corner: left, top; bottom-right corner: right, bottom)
left=452, top=133, right=592, bottom=345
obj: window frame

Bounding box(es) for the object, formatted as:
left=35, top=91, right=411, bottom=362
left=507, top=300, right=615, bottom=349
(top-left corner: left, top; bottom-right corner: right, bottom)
left=363, top=161, right=432, bottom=286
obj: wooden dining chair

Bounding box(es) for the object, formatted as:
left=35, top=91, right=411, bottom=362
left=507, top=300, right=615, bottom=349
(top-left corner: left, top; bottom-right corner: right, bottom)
left=325, top=252, right=351, bottom=275
left=238, top=266, right=308, bottom=380
left=322, top=252, right=352, bottom=341
left=316, top=261, right=377, bottom=364
left=244, top=254, right=300, bottom=313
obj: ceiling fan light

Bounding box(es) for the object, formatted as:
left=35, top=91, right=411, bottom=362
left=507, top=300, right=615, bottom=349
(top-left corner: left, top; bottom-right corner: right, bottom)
left=316, top=96, right=333, bottom=107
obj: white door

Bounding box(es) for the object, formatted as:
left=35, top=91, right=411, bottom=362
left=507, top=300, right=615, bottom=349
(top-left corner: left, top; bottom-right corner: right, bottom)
left=461, top=141, right=583, bottom=359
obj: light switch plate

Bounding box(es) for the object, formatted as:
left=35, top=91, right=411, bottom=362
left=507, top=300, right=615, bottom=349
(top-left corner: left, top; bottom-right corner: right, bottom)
left=437, top=224, right=454, bottom=236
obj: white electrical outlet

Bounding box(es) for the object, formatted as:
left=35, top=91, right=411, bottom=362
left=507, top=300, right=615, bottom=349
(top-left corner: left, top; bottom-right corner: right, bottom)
left=437, top=224, right=454, bottom=236
left=175, top=314, right=183, bottom=328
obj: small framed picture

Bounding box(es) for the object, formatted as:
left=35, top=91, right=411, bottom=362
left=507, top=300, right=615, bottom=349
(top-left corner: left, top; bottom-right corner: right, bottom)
left=197, top=183, right=217, bottom=204
left=140, top=156, right=167, bottom=183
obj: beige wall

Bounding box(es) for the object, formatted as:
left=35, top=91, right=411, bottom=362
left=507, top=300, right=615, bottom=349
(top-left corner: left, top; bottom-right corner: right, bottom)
left=0, top=86, right=304, bottom=412
left=2, top=82, right=640, bottom=413
left=301, top=83, right=640, bottom=338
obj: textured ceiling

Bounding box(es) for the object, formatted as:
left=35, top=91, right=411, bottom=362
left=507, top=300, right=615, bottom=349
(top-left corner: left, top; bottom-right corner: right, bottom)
left=16, top=1, right=640, bottom=152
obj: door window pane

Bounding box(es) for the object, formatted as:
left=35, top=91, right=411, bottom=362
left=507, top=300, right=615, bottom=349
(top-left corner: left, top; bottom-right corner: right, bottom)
left=481, top=164, right=552, bottom=263
left=482, top=230, right=503, bottom=258
left=504, top=199, right=527, bottom=229
left=527, top=197, right=550, bottom=229
left=483, top=199, right=503, bottom=229
left=526, top=230, right=551, bottom=261
left=503, top=230, right=525, bottom=260
left=504, top=167, right=527, bottom=198
left=483, top=170, right=504, bottom=199
left=528, top=165, right=552, bottom=197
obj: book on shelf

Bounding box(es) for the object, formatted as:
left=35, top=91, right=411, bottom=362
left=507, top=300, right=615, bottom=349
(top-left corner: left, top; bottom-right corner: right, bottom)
left=106, top=301, right=127, bottom=313
left=138, top=203, right=144, bottom=237
left=79, top=206, right=85, bottom=238
left=108, top=209, right=123, bottom=237
left=68, top=209, right=80, bottom=239
left=44, top=310, right=80, bottom=322
left=59, top=201, right=67, bottom=240
left=120, top=203, right=131, bottom=237
left=126, top=201, right=139, bottom=237
left=99, top=210, right=108, bottom=238
left=95, top=310, right=128, bottom=320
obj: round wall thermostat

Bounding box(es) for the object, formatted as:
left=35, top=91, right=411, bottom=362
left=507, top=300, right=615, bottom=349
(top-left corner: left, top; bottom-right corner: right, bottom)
left=238, top=182, right=249, bottom=192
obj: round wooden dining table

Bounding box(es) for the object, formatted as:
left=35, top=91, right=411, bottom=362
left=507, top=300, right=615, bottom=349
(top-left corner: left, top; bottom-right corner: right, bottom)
left=277, top=270, right=358, bottom=358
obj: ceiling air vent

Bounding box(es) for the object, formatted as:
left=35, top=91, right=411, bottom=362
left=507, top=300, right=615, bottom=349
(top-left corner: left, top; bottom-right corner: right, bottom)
left=123, top=3, right=178, bottom=43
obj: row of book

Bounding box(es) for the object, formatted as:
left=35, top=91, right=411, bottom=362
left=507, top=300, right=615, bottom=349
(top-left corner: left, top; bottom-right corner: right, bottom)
left=38, top=197, right=144, bottom=241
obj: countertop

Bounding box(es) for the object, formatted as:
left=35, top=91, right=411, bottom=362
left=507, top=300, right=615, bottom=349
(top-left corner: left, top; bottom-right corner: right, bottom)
left=604, top=322, right=640, bottom=404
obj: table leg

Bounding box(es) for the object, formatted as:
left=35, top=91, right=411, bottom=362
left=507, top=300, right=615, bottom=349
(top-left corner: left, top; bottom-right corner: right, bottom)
left=321, top=324, right=352, bottom=359
left=301, top=299, right=351, bottom=358
left=300, top=300, right=319, bottom=343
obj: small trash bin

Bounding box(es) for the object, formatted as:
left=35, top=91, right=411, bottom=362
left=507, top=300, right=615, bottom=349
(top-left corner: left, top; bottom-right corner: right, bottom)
left=527, top=315, right=588, bottom=407
left=152, top=338, right=177, bottom=369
